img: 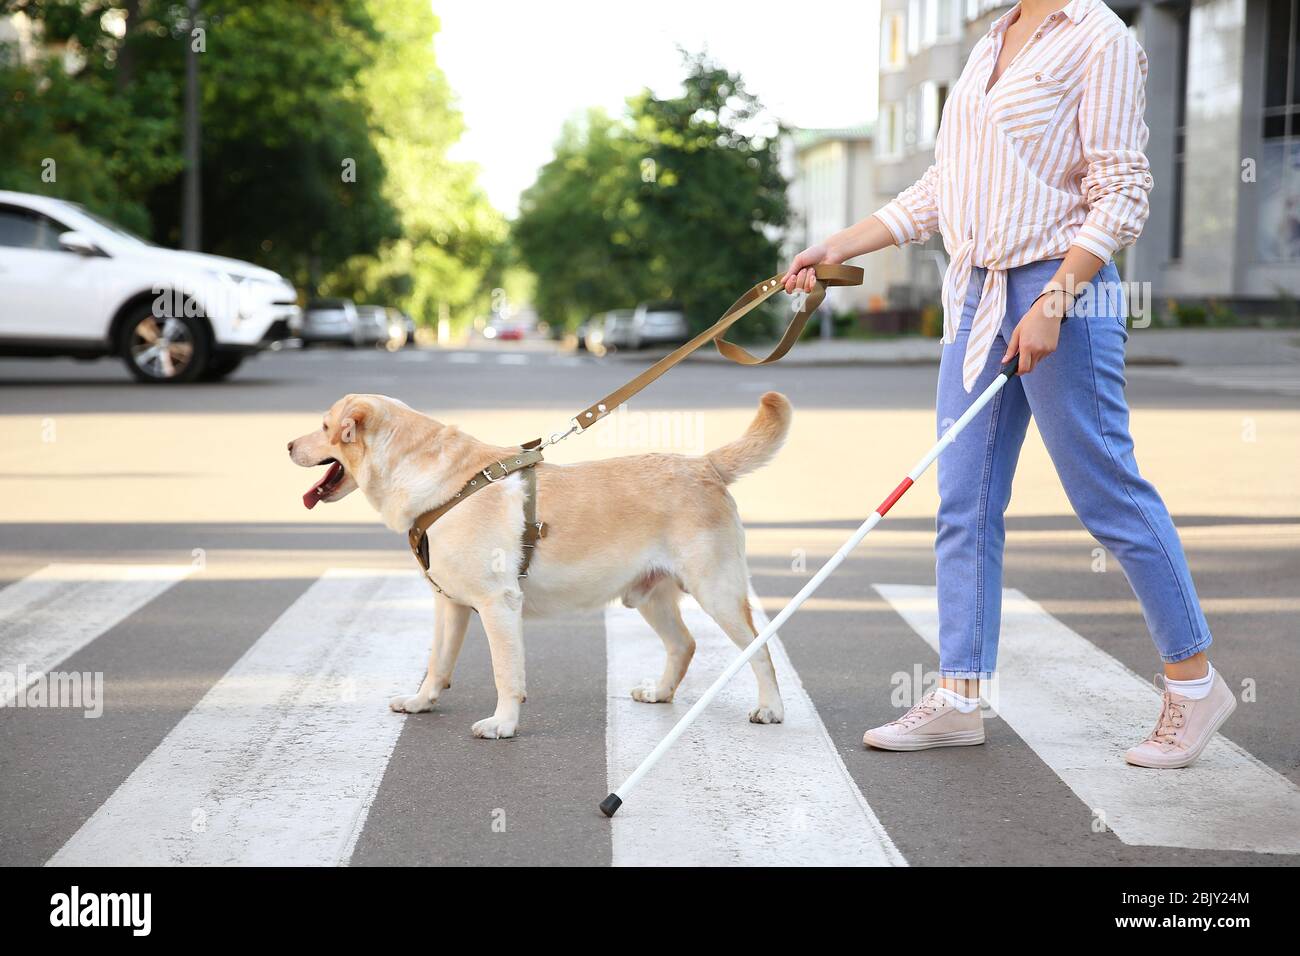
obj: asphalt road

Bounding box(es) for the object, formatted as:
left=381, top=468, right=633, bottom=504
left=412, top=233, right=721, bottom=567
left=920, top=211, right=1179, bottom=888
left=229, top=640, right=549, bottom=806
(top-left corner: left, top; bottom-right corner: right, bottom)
left=1, top=341, right=1297, bottom=866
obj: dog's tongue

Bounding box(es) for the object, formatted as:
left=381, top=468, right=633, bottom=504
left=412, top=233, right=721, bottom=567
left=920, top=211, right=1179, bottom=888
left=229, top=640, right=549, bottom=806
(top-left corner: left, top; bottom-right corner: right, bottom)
left=303, top=461, right=343, bottom=510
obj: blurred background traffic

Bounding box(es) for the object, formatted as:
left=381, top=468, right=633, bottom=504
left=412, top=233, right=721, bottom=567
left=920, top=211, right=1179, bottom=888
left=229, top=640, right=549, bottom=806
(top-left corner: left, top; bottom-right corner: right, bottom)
left=3, top=0, right=1298, bottom=384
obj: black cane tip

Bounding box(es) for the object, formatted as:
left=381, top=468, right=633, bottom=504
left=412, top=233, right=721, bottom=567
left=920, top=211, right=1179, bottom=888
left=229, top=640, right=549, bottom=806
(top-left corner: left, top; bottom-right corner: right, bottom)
left=599, top=793, right=622, bottom=817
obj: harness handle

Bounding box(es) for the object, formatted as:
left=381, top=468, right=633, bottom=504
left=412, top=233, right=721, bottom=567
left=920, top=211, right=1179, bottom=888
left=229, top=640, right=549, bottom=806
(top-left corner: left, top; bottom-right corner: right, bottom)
left=528, top=263, right=863, bottom=446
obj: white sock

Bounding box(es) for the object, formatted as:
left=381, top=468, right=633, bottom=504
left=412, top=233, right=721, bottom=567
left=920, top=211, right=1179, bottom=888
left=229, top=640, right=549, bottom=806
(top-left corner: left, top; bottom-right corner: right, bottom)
left=935, top=687, right=980, bottom=712
left=1167, top=663, right=1215, bottom=700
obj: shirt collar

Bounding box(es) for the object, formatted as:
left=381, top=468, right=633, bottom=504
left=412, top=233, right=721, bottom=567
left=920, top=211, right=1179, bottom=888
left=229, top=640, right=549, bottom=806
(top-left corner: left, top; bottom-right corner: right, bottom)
left=989, top=0, right=1097, bottom=36
left=1060, top=0, right=1099, bottom=23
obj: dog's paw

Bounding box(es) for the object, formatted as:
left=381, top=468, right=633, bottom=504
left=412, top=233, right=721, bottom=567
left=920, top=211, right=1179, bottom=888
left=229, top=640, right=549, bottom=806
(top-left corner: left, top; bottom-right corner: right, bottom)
left=471, top=715, right=517, bottom=739
left=630, top=679, right=672, bottom=703
left=748, top=705, right=784, bottom=725
left=389, top=694, right=435, bottom=714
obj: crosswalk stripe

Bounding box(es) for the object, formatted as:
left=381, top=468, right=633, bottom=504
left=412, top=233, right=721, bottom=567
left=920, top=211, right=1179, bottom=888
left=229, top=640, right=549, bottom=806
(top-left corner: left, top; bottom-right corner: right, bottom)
left=47, top=569, right=431, bottom=867
left=605, top=590, right=906, bottom=866
left=875, top=584, right=1300, bottom=854
left=0, top=563, right=192, bottom=707
left=446, top=353, right=481, bottom=364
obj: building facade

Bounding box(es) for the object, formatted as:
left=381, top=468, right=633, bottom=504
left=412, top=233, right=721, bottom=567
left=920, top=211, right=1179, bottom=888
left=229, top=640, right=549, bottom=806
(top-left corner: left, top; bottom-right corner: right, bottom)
left=783, top=126, right=894, bottom=313
left=874, top=0, right=1300, bottom=316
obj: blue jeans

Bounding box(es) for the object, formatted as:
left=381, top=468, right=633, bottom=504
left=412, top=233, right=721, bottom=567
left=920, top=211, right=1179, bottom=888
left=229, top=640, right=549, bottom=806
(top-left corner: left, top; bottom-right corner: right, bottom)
left=935, top=258, right=1212, bottom=678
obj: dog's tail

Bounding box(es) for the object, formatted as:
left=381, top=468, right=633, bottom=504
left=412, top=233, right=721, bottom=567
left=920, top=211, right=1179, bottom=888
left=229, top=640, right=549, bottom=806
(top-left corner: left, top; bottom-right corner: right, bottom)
left=706, top=391, right=792, bottom=484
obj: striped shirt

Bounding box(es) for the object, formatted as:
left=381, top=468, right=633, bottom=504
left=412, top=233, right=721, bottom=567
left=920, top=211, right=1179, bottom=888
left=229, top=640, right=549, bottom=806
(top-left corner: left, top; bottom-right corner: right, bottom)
left=873, top=0, right=1152, bottom=391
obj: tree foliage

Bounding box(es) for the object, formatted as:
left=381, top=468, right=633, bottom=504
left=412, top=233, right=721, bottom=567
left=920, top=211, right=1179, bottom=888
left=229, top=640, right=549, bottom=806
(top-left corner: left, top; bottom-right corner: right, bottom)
left=320, top=0, right=506, bottom=325
left=0, top=0, right=502, bottom=322
left=514, top=52, right=790, bottom=332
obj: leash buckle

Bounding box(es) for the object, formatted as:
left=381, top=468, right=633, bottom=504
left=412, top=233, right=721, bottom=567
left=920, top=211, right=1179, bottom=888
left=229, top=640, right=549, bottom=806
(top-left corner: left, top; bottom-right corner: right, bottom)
left=543, top=419, right=581, bottom=447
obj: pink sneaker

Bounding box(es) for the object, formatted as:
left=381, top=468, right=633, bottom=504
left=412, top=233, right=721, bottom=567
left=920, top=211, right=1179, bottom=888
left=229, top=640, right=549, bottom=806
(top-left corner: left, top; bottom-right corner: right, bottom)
left=1125, top=671, right=1237, bottom=769
left=863, top=690, right=985, bottom=751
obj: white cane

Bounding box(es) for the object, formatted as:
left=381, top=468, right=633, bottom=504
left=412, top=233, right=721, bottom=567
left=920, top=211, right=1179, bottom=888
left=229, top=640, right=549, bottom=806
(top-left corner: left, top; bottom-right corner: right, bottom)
left=600, top=354, right=1021, bottom=817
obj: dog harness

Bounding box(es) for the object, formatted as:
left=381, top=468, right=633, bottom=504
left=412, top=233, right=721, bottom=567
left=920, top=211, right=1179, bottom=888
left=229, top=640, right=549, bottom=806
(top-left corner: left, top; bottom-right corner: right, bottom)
left=407, top=443, right=547, bottom=593
left=404, top=263, right=864, bottom=597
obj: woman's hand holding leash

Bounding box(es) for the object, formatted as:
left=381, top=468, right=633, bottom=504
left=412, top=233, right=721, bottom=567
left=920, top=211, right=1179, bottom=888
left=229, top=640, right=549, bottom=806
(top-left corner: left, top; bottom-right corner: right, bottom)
left=783, top=215, right=898, bottom=294
left=783, top=243, right=842, bottom=294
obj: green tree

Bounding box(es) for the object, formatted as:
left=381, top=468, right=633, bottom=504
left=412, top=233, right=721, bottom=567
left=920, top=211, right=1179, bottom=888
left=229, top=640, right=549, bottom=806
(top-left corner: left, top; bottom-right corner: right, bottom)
left=0, top=0, right=499, bottom=297
left=514, top=108, right=658, bottom=329
left=320, top=0, right=506, bottom=327
left=144, top=0, right=400, bottom=286
left=513, top=52, right=790, bottom=333
left=0, top=0, right=186, bottom=232
left=630, top=51, right=790, bottom=332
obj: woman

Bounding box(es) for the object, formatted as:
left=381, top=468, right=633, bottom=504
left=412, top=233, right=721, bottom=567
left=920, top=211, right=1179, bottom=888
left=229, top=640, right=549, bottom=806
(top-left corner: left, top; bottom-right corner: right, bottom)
left=784, top=0, right=1234, bottom=768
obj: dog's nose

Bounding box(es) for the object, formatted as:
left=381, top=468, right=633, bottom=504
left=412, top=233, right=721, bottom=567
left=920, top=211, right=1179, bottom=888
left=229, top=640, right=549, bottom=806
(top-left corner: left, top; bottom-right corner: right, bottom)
left=287, top=441, right=294, bottom=454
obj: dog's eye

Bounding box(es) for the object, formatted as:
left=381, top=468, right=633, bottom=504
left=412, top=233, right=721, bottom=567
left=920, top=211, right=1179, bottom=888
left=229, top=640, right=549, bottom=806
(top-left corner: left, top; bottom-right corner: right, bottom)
left=322, top=423, right=327, bottom=432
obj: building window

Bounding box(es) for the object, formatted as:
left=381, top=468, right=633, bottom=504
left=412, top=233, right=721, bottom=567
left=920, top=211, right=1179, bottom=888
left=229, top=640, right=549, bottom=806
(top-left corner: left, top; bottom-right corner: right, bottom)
left=881, top=12, right=906, bottom=71
left=878, top=102, right=905, bottom=160
left=919, top=81, right=940, bottom=146
left=930, top=0, right=960, bottom=41
left=904, top=86, right=919, bottom=150
left=964, top=0, right=1006, bottom=22
left=918, top=0, right=959, bottom=49
left=907, top=0, right=924, bottom=57
left=1259, top=0, right=1300, bottom=262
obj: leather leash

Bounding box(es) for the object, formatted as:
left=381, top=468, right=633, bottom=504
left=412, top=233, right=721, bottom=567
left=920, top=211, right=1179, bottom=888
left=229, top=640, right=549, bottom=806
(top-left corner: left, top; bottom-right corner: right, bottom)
left=407, top=262, right=864, bottom=592
left=537, top=263, right=863, bottom=445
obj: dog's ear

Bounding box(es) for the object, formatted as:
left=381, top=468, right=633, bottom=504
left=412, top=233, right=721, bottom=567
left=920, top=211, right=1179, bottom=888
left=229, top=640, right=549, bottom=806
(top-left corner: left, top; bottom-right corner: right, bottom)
left=329, top=396, right=371, bottom=446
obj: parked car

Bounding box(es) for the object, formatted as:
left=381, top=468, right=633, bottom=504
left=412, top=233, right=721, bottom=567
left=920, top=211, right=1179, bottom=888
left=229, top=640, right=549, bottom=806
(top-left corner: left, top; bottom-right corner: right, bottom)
left=389, top=309, right=417, bottom=348
left=354, top=305, right=391, bottom=348
left=595, top=309, right=636, bottom=352
left=301, top=299, right=358, bottom=346
left=630, top=302, right=689, bottom=349
left=0, top=190, right=298, bottom=383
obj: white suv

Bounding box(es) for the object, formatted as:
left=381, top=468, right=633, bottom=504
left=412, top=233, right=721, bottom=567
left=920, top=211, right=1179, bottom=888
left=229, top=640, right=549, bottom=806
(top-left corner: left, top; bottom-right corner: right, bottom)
left=0, top=190, right=300, bottom=383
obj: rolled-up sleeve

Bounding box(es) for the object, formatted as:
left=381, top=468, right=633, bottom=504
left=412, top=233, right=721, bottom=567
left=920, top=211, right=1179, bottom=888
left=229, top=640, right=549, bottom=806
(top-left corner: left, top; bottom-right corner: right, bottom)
left=1073, top=33, right=1153, bottom=262
left=873, top=162, right=941, bottom=246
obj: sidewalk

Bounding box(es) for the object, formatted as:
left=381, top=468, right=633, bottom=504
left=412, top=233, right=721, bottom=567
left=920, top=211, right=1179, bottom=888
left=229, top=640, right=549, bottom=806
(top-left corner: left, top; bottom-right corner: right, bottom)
left=614, top=328, right=1300, bottom=369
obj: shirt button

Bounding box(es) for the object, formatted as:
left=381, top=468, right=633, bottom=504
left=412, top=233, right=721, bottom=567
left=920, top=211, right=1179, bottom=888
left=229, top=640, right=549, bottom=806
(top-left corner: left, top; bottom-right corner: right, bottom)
left=1034, top=31, right=1042, bottom=38
left=1035, top=73, right=1043, bottom=81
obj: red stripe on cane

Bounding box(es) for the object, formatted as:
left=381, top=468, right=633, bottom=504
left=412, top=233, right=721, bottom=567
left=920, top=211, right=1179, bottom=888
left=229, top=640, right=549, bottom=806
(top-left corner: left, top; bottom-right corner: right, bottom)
left=875, top=477, right=914, bottom=516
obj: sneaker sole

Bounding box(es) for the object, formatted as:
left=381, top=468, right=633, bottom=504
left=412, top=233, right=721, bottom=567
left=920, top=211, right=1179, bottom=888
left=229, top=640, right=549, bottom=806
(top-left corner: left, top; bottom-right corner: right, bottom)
left=862, top=728, right=986, bottom=752
left=1125, top=694, right=1238, bottom=769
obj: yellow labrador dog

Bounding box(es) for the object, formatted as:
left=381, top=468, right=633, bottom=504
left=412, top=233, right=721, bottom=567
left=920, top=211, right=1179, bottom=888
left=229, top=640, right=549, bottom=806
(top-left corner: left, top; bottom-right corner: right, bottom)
left=287, top=392, right=791, bottom=739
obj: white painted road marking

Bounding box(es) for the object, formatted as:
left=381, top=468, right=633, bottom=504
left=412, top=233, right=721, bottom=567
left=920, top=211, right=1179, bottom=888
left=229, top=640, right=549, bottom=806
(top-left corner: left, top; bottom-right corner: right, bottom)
left=48, top=570, right=431, bottom=866
left=605, top=590, right=906, bottom=866
left=876, top=584, right=1300, bottom=854
left=0, top=563, right=192, bottom=707
left=447, top=352, right=481, bottom=364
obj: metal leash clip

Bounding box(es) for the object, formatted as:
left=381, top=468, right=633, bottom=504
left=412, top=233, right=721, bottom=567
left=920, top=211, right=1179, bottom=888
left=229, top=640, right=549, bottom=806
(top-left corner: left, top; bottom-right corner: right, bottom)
left=542, top=419, right=581, bottom=448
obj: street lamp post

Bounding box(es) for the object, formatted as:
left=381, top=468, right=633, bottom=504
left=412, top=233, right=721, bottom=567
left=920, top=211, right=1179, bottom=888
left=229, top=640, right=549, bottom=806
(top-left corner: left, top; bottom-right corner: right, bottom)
left=181, top=0, right=202, bottom=251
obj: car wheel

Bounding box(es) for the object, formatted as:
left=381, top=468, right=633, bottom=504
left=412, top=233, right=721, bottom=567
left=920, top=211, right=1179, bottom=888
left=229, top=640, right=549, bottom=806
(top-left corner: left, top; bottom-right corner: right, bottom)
left=119, top=308, right=210, bottom=384
left=199, top=352, right=244, bottom=382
